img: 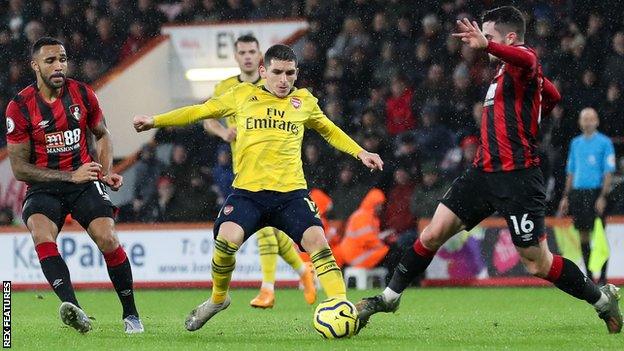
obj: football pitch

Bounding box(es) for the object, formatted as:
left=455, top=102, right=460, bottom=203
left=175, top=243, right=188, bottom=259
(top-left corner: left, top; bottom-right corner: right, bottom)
left=10, top=287, right=622, bottom=350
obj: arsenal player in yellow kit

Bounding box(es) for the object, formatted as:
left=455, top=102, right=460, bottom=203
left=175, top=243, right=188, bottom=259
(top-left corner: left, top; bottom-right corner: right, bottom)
left=204, top=35, right=316, bottom=309
left=134, top=44, right=383, bottom=331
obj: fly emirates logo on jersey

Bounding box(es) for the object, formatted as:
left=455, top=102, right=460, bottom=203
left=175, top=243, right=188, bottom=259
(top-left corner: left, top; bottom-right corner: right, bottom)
left=244, top=107, right=300, bottom=135
left=45, top=128, right=81, bottom=154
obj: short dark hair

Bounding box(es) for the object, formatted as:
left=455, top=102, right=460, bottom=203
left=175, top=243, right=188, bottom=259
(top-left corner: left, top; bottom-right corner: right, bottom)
left=31, top=37, right=64, bottom=57
left=264, top=44, right=297, bottom=66
left=234, top=34, right=259, bottom=48
left=482, top=6, right=526, bottom=40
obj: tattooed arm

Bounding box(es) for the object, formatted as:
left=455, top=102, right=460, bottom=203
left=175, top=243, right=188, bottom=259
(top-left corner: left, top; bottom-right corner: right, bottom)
left=8, top=142, right=101, bottom=184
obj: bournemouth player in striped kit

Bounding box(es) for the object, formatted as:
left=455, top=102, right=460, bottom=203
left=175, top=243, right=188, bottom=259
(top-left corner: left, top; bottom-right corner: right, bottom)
left=356, top=6, right=621, bottom=334
left=5, top=37, right=142, bottom=334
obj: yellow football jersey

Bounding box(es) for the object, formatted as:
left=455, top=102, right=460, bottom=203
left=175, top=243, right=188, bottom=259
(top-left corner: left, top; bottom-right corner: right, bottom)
left=213, top=75, right=265, bottom=128
left=154, top=83, right=363, bottom=192
left=212, top=75, right=265, bottom=174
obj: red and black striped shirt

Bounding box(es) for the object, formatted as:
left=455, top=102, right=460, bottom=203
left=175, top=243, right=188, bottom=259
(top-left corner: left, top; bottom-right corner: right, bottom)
left=474, top=42, right=548, bottom=172
left=5, top=79, right=103, bottom=178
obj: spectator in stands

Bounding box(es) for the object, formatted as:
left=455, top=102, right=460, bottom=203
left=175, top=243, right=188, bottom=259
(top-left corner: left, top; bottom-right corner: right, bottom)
left=221, top=0, right=251, bottom=21
left=328, top=16, right=370, bottom=60
left=394, top=132, right=421, bottom=180
left=58, top=0, right=82, bottom=37
left=173, top=171, right=218, bottom=221
left=412, top=63, right=448, bottom=114
left=80, top=58, right=103, bottom=84
left=342, top=45, right=372, bottom=113
left=249, top=0, right=272, bottom=20
left=602, top=32, right=624, bottom=85
left=174, top=0, right=201, bottom=23
left=336, top=188, right=389, bottom=269
left=0, top=207, right=14, bottom=225
left=163, top=144, right=193, bottom=189
left=567, top=70, right=602, bottom=112
left=328, top=161, right=369, bottom=221
left=136, top=0, right=168, bottom=37
left=445, top=63, right=478, bottom=133
left=420, top=14, right=445, bottom=58
left=355, top=108, right=387, bottom=142
left=600, top=82, right=624, bottom=138
left=133, top=143, right=165, bottom=203
left=410, top=162, right=449, bottom=219
left=414, top=104, right=456, bottom=163
left=385, top=74, right=415, bottom=136
left=302, top=142, right=333, bottom=192
left=212, top=144, right=234, bottom=200
left=89, top=17, right=120, bottom=70
left=383, top=167, right=416, bottom=241
left=373, top=41, right=399, bottom=86
left=143, top=176, right=178, bottom=222
left=392, top=16, right=414, bottom=60
left=119, top=20, right=148, bottom=62
left=297, top=40, right=324, bottom=92
left=117, top=197, right=146, bottom=223
left=196, top=0, right=221, bottom=22
left=370, top=11, right=392, bottom=53
left=441, top=135, right=478, bottom=179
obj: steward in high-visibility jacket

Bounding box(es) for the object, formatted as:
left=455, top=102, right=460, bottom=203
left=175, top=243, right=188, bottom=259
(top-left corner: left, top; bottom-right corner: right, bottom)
left=336, top=188, right=389, bottom=268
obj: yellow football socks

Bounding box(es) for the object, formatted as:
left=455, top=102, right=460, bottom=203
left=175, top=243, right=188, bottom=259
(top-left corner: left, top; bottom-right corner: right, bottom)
left=275, top=229, right=305, bottom=274
left=211, top=235, right=239, bottom=304
left=256, top=227, right=279, bottom=288
left=310, top=247, right=346, bottom=299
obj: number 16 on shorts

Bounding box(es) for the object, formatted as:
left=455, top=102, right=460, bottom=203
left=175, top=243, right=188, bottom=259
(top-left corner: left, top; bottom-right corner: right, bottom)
left=509, top=213, right=535, bottom=242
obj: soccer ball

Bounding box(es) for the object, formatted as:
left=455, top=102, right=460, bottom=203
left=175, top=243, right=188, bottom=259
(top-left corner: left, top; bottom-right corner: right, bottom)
left=313, top=297, right=360, bottom=339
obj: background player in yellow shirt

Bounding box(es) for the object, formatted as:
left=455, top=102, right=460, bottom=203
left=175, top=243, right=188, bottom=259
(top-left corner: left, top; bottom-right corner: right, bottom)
left=133, top=44, right=383, bottom=332
left=204, top=35, right=316, bottom=309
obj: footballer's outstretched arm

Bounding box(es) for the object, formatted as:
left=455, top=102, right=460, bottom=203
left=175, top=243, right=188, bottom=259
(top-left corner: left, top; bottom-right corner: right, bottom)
left=306, top=105, right=384, bottom=171
left=452, top=18, right=536, bottom=69
left=7, top=142, right=101, bottom=184
left=134, top=95, right=236, bottom=132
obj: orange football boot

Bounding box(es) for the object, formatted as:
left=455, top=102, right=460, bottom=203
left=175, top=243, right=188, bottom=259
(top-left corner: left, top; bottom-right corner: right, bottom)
left=250, top=288, right=275, bottom=309
left=301, top=262, right=317, bottom=305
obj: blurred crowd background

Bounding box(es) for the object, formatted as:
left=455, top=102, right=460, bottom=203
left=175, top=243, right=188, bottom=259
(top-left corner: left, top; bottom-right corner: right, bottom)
left=1, top=0, right=624, bottom=236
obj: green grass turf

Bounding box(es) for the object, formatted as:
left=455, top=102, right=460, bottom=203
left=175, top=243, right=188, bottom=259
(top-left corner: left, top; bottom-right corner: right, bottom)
left=9, top=287, right=622, bottom=350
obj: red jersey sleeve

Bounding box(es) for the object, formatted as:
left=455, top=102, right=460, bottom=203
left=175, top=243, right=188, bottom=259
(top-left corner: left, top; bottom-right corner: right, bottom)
left=541, top=77, right=561, bottom=115
left=486, top=41, right=537, bottom=73
left=5, top=100, right=30, bottom=144
left=84, top=84, right=104, bottom=129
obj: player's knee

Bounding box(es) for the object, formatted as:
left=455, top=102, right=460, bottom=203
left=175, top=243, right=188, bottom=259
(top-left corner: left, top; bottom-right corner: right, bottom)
left=419, top=226, right=445, bottom=251
left=300, top=226, right=328, bottom=253
left=94, top=233, right=119, bottom=253
left=521, top=256, right=551, bottom=278
left=216, top=222, right=244, bottom=246
left=26, top=214, right=58, bottom=245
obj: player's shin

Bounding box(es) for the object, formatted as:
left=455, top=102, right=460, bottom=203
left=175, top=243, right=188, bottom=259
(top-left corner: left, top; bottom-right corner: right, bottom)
left=211, top=235, right=239, bottom=303
left=104, top=245, right=138, bottom=318
left=257, top=228, right=278, bottom=290
left=310, top=247, right=346, bottom=299
left=36, top=242, right=80, bottom=306
left=386, top=238, right=437, bottom=301
left=545, top=254, right=602, bottom=304
left=276, top=230, right=305, bottom=274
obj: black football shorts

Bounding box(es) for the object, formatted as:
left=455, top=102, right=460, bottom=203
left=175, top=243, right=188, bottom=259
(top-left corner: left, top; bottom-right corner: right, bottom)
left=22, top=180, right=115, bottom=231
left=213, top=188, right=323, bottom=245
left=440, top=167, right=546, bottom=247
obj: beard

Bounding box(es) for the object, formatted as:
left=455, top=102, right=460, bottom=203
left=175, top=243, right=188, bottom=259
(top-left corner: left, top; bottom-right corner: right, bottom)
left=42, top=72, right=66, bottom=89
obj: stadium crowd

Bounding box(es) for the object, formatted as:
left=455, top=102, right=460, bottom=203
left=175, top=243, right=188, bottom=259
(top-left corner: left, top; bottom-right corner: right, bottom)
left=2, top=0, right=624, bottom=239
